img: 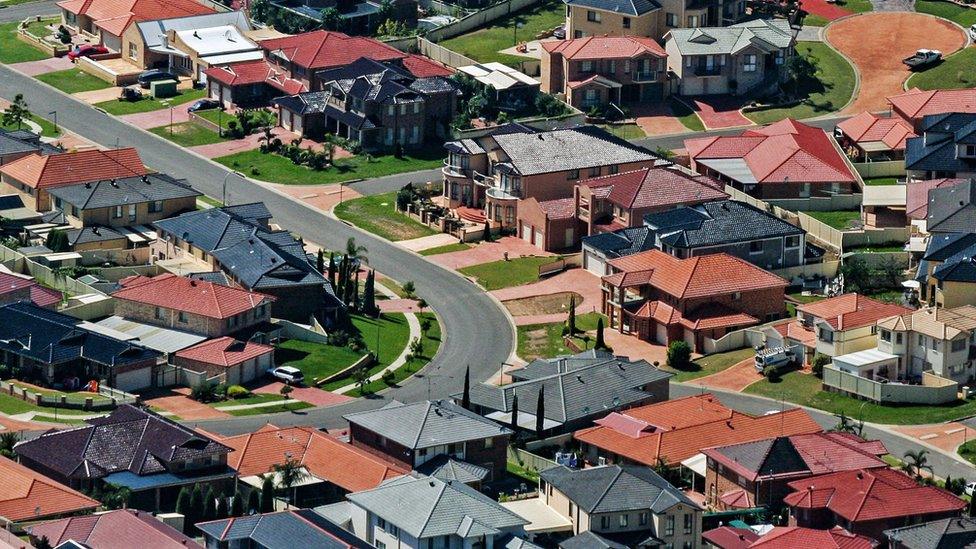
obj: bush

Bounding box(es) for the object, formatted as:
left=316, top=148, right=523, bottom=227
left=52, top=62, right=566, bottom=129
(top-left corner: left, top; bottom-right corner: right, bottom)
left=764, top=365, right=782, bottom=382
left=227, top=385, right=250, bottom=399
left=811, top=353, right=830, bottom=378
left=381, top=370, right=395, bottom=386
left=190, top=382, right=219, bottom=403
left=666, top=341, right=692, bottom=371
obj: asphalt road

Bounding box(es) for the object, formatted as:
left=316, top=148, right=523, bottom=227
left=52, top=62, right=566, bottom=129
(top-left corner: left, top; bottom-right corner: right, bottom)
left=0, top=0, right=59, bottom=23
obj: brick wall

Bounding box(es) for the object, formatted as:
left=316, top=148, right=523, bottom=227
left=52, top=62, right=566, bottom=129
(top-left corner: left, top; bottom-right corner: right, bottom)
left=461, top=434, right=510, bottom=481
left=348, top=423, right=414, bottom=471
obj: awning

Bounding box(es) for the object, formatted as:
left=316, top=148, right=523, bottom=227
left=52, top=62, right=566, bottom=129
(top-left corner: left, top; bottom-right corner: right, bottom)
left=500, top=498, right=573, bottom=534
left=117, top=226, right=147, bottom=244
left=681, top=453, right=707, bottom=477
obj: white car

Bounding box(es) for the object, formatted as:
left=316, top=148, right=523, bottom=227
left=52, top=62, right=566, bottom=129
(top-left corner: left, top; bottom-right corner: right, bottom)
left=966, top=481, right=976, bottom=497
left=970, top=24, right=976, bottom=42
left=268, top=366, right=305, bottom=385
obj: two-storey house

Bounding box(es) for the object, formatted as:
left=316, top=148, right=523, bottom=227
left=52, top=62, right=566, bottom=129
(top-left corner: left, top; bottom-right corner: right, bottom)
left=563, top=0, right=747, bottom=41
left=872, top=305, right=976, bottom=384
left=916, top=233, right=976, bottom=306
left=905, top=113, right=976, bottom=181
left=46, top=174, right=200, bottom=230
left=123, top=11, right=253, bottom=72
left=197, top=510, right=375, bottom=549
left=888, top=88, right=976, bottom=131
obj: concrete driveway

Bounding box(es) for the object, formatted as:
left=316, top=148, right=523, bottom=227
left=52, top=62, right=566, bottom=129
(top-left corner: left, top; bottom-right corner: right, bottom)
left=7, top=56, right=73, bottom=77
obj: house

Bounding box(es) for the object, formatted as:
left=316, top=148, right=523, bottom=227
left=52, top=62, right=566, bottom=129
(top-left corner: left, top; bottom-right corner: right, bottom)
left=718, top=526, right=878, bottom=549
left=573, top=393, right=822, bottom=469
left=783, top=468, right=965, bottom=542
left=701, top=525, right=761, bottom=548
left=152, top=203, right=342, bottom=324
left=665, top=20, right=794, bottom=97
left=123, top=11, right=253, bottom=71
left=563, top=0, right=747, bottom=41
left=343, top=399, right=512, bottom=482
left=46, top=173, right=200, bottom=229
left=581, top=227, right=657, bottom=276
left=0, top=301, right=160, bottom=391
left=0, top=148, right=148, bottom=211
left=905, top=113, right=976, bottom=181
left=162, top=24, right=264, bottom=84
left=600, top=249, right=788, bottom=351
left=173, top=337, right=273, bottom=386
left=63, top=225, right=131, bottom=251
left=0, top=129, right=61, bottom=166
left=861, top=184, right=909, bottom=229
left=887, top=88, right=976, bottom=130
left=272, top=57, right=458, bottom=150
left=836, top=112, right=916, bottom=162
left=0, top=455, right=99, bottom=526
left=0, top=271, right=62, bottom=309
left=112, top=273, right=275, bottom=338
left=57, top=0, right=214, bottom=52
left=918, top=233, right=976, bottom=305
left=540, top=36, right=668, bottom=110
left=906, top=178, right=968, bottom=227
left=540, top=465, right=702, bottom=548
left=872, top=305, right=976, bottom=384
left=885, top=517, right=976, bottom=549
left=702, top=432, right=888, bottom=511
left=462, top=351, right=672, bottom=434
left=28, top=509, right=202, bottom=549
left=196, top=509, right=374, bottom=549
left=204, top=424, right=407, bottom=508
left=457, top=63, right=540, bottom=112
left=924, top=178, right=976, bottom=235
left=686, top=119, right=859, bottom=199
left=14, top=405, right=234, bottom=512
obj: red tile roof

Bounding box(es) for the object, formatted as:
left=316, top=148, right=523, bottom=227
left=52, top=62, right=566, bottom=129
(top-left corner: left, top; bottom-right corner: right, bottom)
left=28, top=509, right=201, bottom=549
left=175, top=336, right=272, bottom=367
left=796, top=293, right=910, bottom=330
left=888, top=88, right=976, bottom=121
left=703, top=526, right=760, bottom=549
left=685, top=119, right=856, bottom=185
left=837, top=112, right=916, bottom=151
left=536, top=197, right=577, bottom=220
left=783, top=468, right=965, bottom=523
left=0, top=148, right=147, bottom=190
left=259, top=30, right=405, bottom=70
left=750, top=526, right=877, bottom=549
left=633, top=300, right=758, bottom=331
left=574, top=394, right=822, bottom=466
left=56, top=0, right=213, bottom=37
left=0, top=272, right=62, bottom=308
left=401, top=54, right=454, bottom=78
left=906, top=178, right=968, bottom=220
left=603, top=249, right=788, bottom=299
left=580, top=167, right=728, bottom=210
left=204, top=59, right=307, bottom=94
left=29, top=285, right=63, bottom=308
left=0, top=455, right=99, bottom=522
left=543, top=35, right=666, bottom=59
left=113, top=273, right=274, bottom=320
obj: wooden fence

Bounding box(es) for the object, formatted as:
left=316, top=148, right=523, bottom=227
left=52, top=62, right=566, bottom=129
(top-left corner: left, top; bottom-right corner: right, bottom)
left=425, top=0, right=544, bottom=42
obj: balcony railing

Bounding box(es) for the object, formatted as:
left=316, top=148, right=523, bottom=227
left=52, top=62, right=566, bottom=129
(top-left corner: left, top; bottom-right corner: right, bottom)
left=632, top=70, right=658, bottom=82
left=486, top=186, right=520, bottom=200
left=442, top=159, right=471, bottom=178
left=473, top=171, right=495, bottom=187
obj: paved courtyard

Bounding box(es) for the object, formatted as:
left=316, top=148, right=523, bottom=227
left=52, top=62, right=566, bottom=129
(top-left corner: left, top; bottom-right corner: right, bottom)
left=143, top=388, right=230, bottom=421
left=686, top=96, right=754, bottom=129
left=632, top=103, right=691, bottom=136
left=120, top=107, right=190, bottom=129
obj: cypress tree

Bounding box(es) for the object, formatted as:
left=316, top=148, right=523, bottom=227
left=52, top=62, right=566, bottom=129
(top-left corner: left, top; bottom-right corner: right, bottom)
left=327, top=252, right=337, bottom=287
left=316, top=249, right=325, bottom=274
left=969, top=492, right=976, bottom=517
left=568, top=297, right=577, bottom=335
left=261, top=475, right=275, bottom=512
left=483, top=220, right=491, bottom=242
left=510, top=392, right=519, bottom=432
left=461, top=365, right=470, bottom=410
left=246, top=489, right=260, bottom=515
left=230, top=494, right=243, bottom=517
left=595, top=317, right=606, bottom=350
left=203, top=486, right=217, bottom=522
left=362, top=269, right=377, bottom=317
left=336, top=255, right=348, bottom=303
left=535, top=386, right=545, bottom=435
left=175, top=487, right=191, bottom=531
left=353, top=269, right=361, bottom=310
left=188, top=484, right=203, bottom=529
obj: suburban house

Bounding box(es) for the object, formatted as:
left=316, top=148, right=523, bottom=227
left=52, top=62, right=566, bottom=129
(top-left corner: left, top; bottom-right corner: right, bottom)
left=539, top=465, right=702, bottom=548
left=46, top=173, right=200, bottom=229
left=0, top=455, right=99, bottom=526
left=887, top=88, right=976, bottom=130
left=917, top=233, right=976, bottom=304
left=0, top=129, right=61, bottom=166
left=836, top=111, right=916, bottom=162
left=123, top=11, right=253, bottom=71
left=197, top=510, right=374, bottom=549
left=14, top=405, right=234, bottom=512
left=0, top=271, right=62, bottom=309
left=600, top=249, right=788, bottom=351
left=0, top=301, right=161, bottom=391
left=906, top=178, right=968, bottom=228
left=0, top=148, right=148, bottom=211
left=783, top=468, right=965, bottom=542
left=173, top=337, right=274, bottom=386
left=540, top=35, right=668, bottom=110
left=665, top=19, right=794, bottom=97
left=57, top=0, right=214, bottom=52
left=457, top=63, right=541, bottom=112
left=152, top=203, right=342, bottom=324
left=702, top=432, right=888, bottom=511
left=705, top=526, right=878, bottom=549
left=204, top=424, right=407, bottom=508
left=573, top=393, right=822, bottom=470
left=344, top=399, right=512, bottom=482
left=63, top=225, right=132, bottom=251
left=686, top=119, right=859, bottom=199
left=905, top=113, right=976, bottom=181
left=161, top=24, right=264, bottom=83
left=462, top=351, right=672, bottom=434
left=886, top=517, right=976, bottom=549
left=28, top=509, right=202, bottom=549
left=924, top=178, right=976, bottom=235
left=870, top=305, right=976, bottom=384
left=272, top=57, right=458, bottom=150
left=563, top=0, right=747, bottom=41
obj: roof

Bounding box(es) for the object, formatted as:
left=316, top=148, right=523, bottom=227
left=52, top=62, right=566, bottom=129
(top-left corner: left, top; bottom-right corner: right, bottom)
left=56, top=0, right=213, bottom=37
left=64, top=226, right=128, bottom=247
left=750, top=526, right=878, bottom=549
left=14, top=405, right=231, bottom=481
left=46, top=173, right=200, bottom=210
left=923, top=232, right=976, bottom=262
left=906, top=178, right=967, bottom=220
left=888, top=88, right=976, bottom=120
left=667, top=19, right=794, bottom=56
left=196, top=509, right=373, bottom=548
left=580, top=166, right=727, bottom=210
left=603, top=249, right=787, bottom=299
left=204, top=58, right=274, bottom=85
left=877, top=305, right=976, bottom=341
left=797, top=293, right=911, bottom=331
left=175, top=336, right=272, bottom=367
left=837, top=112, right=916, bottom=151
left=510, top=349, right=617, bottom=381
left=540, top=464, right=699, bottom=514
left=136, top=11, right=250, bottom=51
left=0, top=148, right=147, bottom=190
left=82, top=315, right=207, bottom=355
left=415, top=455, right=490, bottom=484
left=0, top=272, right=62, bottom=308
left=543, top=35, right=665, bottom=60
left=582, top=226, right=656, bottom=259
left=346, top=474, right=528, bottom=539
left=783, top=468, right=965, bottom=522
left=113, top=273, right=274, bottom=320
left=401, top=54, right=454, bottom=78
left=344, top=399, right=511, bottom=450
left=686, top=119, right=856, bottom=185
left=573, top=393, right=822, bottom=465
left=174, top=25, right=260, bottom=57
left=0, top=455, right=99, bottom=522
left=702, top=526, right=761, bottom=549
left=27, top=509, right=201, bottom=549
left=559, top=530, right=644, bottom=549
left=563, top=0, right=659, bottom=17
left=644, top=199, right=803, bottom=249
left=905, top=113, right=976, bottom=176
left=490, top=126, right=655, bottom=176
left=0, top=128, right=59, bottom=158
left=259, top=30, right=404, bottom=70
left=885, top=517, right=976, bottom=549
left=458, top=62, right=539, bottom=90
left=534, top=197, right=577, bottom=220
left=926, top=178, right=976, bottom=234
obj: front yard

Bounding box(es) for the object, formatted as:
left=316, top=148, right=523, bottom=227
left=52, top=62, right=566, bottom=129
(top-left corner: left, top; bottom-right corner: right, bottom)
left=1, top=112, right=61, bottom=138
left=211, top=393, right=314, bottom=416
left=906, top=47, right=976, bottom=91
left=459, top=256, right=563, bottom=291
left=36, top=68, right=112, bottom=94
left=516, top=312, right=607, bottom=361
left=419, top=242, right=471, bottom=256
left=150, top=122, right=227, bottom=147
left=95, top=88, right=208, bottom=115
left=215, top=149, right=442, bottom=186
left=915, top=0, right=976, bottom=26
left=667, top=347, right=754, bottom=382
left=347, top=312, right=442, bottom=396
left=439, top=0, right=564, bottom=66
left=0, top=392, right=101, bottom=424
left=668, top=98, right=705, bottom=132
left=334, top=191, right=438, bottom=241
left=0, top=22, right=49, bottom=64
left=803, top=209, right=861, bottom=230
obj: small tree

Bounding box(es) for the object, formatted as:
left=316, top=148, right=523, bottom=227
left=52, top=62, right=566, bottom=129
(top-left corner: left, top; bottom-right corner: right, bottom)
left=402, top=281, right=416, bottom=299
left=273, top=458, right=310, bottom=509
left=320, top=7, right=342, bottom=30
left=362, top=269, right=377, bottom=316
left=461, top=365, right=471, bottom=410
left=230, top=493, right=243, bottom=517
left=420, top=316, right=433, bottom=337
left=189, top=484, right=204, bottom=528
left=346, top=237, right=368, bottom=265
left=409, top=337, right=424, bottom=358
left=483, top=220, right=492, bottom=242
left=246, top=489, right=260, bottom=515
left=594, top=317, right=607, bottom=350
left=175, top=487, right=191, bottom=529
left=535, top=386, right=545, bottom=435
left=34, top=537, right=53, bottom=549
left=811, top=353, right=830, bottom=378
left=903, top=449, right=933, bottom=481
left=416, top=298, right=427, bottom=315
left=203, top=486, right=218, bottom=522
left=567, top=297, right=577, bottom=335
left=316, top=249, right=325, bottom=274
left=353, top=366, right=371, bottom=395
left=0, top=431, right=18, bottom=459
left=45, top=228, right=69, bottom=253
left=840, top=256, right=871, bottom=293
left=279, top=384, right=294, bottom=409
left=327, top=252, right=337, bottom=287
left=969, top=492, right=976, bottom=517
left=666, top=341, right=692, bottom=371
left=261, top=475, right=276, bottom=512
left=2, top=94, right=31, bottom=131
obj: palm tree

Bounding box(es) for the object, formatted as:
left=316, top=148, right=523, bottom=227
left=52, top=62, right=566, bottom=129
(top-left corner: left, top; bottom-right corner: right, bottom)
left=832, top=412, right=863, bottom=437
left=903, top=449, right=933, bottom=481
left=0, top=432, right=18, bottom=459
left=345, top=237, right=368, bottom=265
left=272, top=457, right=310, bottom=509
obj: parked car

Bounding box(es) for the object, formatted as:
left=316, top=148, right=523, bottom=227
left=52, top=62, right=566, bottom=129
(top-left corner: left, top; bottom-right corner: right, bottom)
left=553, top=25, right=566, bottom=40
left=268, top=366, right=304, bottom=385
left=187, top=98, right=221, bottom=112
left=967, top=481, right=976, bottom=497
left=137, top=69, right=178, bottom=88
left=902, top=49, right=942, bottom=69
left=755, top=346, right=793, bottom=374
left=67, top=44, right=108, bottom=61
left=970, top=24, right=976, bottom=42
left=119, top=87, right=143, bottom=102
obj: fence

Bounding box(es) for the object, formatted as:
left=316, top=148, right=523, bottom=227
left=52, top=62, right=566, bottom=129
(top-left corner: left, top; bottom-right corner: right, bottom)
left=316, top=353, right=374, bottom=386
left=845, top=251, right=909, bottom=269
left=0, top=380, right=130, bottom=411
left=539, top=253, right=582, bottom=277
left=16, top=24, right=70, bottom=57
left=823, top=365, right=958, bottom=404
left=702, top=327, right=766, bottom=355
left=765, top=194, right=863, bottom=213
left=155, top=364, right=222, bottom=388
left=276, top=319, right=331, bottom=344
left=79, top=247, right=152, bottom=267
left=0, top=243, right=103, bottom=297
left=417, top=37, right=477, bottom=68
left=853, top=160, right=905, bottom=179
left=62, top=296, right=116, bottom=321
left=508, top=446, right=558, bottom=473
left=769, top=260, right=841, bottom=282
left=797, top=213, right=910, bottom=253
left=424, top=0, right=543, bottom=42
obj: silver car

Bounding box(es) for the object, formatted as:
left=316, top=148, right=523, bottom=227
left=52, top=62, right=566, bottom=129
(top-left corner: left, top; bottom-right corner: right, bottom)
left=268, top=366, right=304, bottom=385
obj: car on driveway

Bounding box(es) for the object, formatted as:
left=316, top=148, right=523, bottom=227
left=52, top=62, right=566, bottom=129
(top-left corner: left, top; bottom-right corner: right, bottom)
left=967, top=481, right=976, bottom=497
left=268, top=365, right=304, bottom=385
left=970, top=24, right=976, bottom=42
left=187, top=98, right=222, bottom=112
left=67, top=44, right=108, bottom=61
left=137, top=69, right=178, bottom=88
left=902, top=49, right=942, bottom=70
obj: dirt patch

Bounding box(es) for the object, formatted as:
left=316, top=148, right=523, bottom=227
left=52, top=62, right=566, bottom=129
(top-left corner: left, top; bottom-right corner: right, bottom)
left=504, top=292, right=584, bottom=316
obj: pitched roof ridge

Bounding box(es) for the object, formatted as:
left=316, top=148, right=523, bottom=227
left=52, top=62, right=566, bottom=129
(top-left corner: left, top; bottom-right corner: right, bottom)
left=588, top=466, right=623, bottom=513
left=413, top=400, right=435, bottom=448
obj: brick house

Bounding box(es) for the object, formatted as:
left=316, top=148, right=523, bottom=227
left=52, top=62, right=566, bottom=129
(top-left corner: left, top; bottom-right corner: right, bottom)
left=835, top=111, right=916, bottom=162
left=887, top=88, right=976, bottom=131
left=0, top=456, right=99, bottom=526
left=600, top=249, right=788, bottom=351
left=28, top=509, right=202, bottom=549
left=563, top=0, right=747, bottom=41
left=57, top=0, right=213, bottom=52
left=46, top=173, right=200, bottom=229
left=122, top=11, right=252, bottom=71
left=173, top=336, right=274, bottom=386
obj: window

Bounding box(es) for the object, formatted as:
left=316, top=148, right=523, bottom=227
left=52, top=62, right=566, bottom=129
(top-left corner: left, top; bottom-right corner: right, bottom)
left=113, top=205, right=123, bottom=219
left=601, top=516, right=611, bottom=529
left=609, top=164, right=619, bottom=175
left=567, top=169, right=579, bottom=180
left=819, top=327, right=834, bottom=343
left=896, top=333, right=903, bottom=344
left=665, top=515, right=674, bottom=536
left=128, top=203, right=136, bottom=222
left=952, top=339, right=967, bottom=352
left=666, top=12, right=677, bottom=26
left=178, top=311, right=187, bottom=323
left=154, top=307, right=164, bottom=320
left=581, top=60, right=594, bottom=72
left=400, top=104, right=408, bottom=115
left=149, top=200, right=163, bottom=213
left=376, top=543, right=386, bottom=549
left=687, top=15, right=698, bottom=27
left=619, top=514, right=628, bottom=527
left=622, top=16, right=631, bottom=28
left=744, top=54, right=758, bottom=72
left=128, top=42, right=138, bottom=60
left=919, top=334, right=925, bottom=347
left=775, top=50, right=785, bottom=65
left=387, top=105, right=395, bottom=116
left=587, top=10, right=601, bottom=21
left=414, top=102, right=421, bottom=114
left=683, top=543, right=693, bottom=549
left=785, top=235, right=800, bottom=248
left=749, top=240, right=763, bottom=254
left=418, top=447, right=427, bottom=457
left=881, top=330, right=891, bottom=342
left=684, top=513, right=693, bottom=534
left=639, top=512, right=648, bottom=526
left=589, top=166, right=600, bottom=177
left=484, top=437, right=494, bottom=448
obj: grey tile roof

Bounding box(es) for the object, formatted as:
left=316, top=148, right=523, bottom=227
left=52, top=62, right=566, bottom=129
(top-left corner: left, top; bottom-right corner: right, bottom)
left=344, top=399, right=511, bottom=449
left=491, top=126, right=656, bottom=176
left=708, top=437, right=810, bottom=477
left=559, top=531, right=629, bottom=549
left=667, top=19, right=794, bottom=56
left=0, top=128, right=56, bottom=157
left=581, top=227, right=655, bottom=260
left=346, top=474, right=529, bottom=539
left=644, top=199, right=803, bottom=248
left=885, top=517, right=976, bottom=549
left=47, top=174, right=200, bottom=211
left=541, top=465, right=699, bottom=514
left=923, top=232, right=976, bottom=261
left=926, top=179, right=976, bottom=234
left=196, top=509, right=372, bottom=548
left=563, top=0, right=660, bottom=17
left=932, top=245, right=976, bottom=283
left=906, top=114, right=976, bottom=176
left=188, top=271, right=231, bottom=286
left=511, top=349, right=617, bottom=381
left=415, top=455, right=490, bottom=484
left=65, top=226, right=128, bottom=246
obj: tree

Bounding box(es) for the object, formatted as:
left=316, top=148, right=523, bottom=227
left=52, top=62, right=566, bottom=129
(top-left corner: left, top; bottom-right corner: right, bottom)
left=316, top=249, right=325, bottom=274
left=2, top=94, right=31, bottom=131
left=230, top=493, right=243, bottom=517
left=320, top=7, right=341, bottom=30
left=246, top=489, right=260, bottom=515
left=783, top=54, right=816, bottom=97
left=969, top=492, right=976, bottom=517
left=45, top=228, right=69, bottom=253
left=510, top=392, right=519, bottom=432
left=832, top=411, right=863, bottom=437
left=261, top=475, right=276, bottom=512
left=353, top=269, right=361, bottom=310
left=903, top=449, right=933, bottom=481
left=535, top=386, right=545, bottom=435
left=353, top=366, right=371, bottom=395
left=362, top=269, right=377, bottom=316
left=840, top=256, right=871, bottom=294
left=402, top=280, right=415, bottom=298
left=100, top=483, right=131, bottom=510
left=409, top=337, right=424, bottom=358
left=594, top=317, right=607, bottom=350
left=420, top=316, right=432, bottom=337
left=346, top=237, right=368, bottom=265
left=0, top=431, right=18, bottom=459
left=327, top=252, right=337, bottom=287
left=483, top=220, right=492, bottom=242
left=567, top=297, right=577, bottom=335
left=461, top=365, right=471, bottom=410
left=203, top=486, right=217, bottom=522
left=175, top=486, right=191, bottom=525
left=416, top=298, right=427, bottom=315
left=666, top=341, right=692, bottom=371
left=34, top=537, right=52, bottom=549
left=272, top=458, right=310, bottom=509
left=189, top=484, right=204, bottom=527
left=279, top=384, right=293, bottom=410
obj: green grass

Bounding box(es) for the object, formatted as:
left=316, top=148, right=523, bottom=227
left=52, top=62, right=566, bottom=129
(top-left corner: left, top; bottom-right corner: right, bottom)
left=745, top=42, right=856, bottom=125
left=669, top=98, right=705, bottom=132
left=906, top=47, right=976, bottom=91
left=419, top=242, right=472, bottom=256
left=6, top=381, right=110, bottom=405
left=516, top=312, right=607, bottom=361
left=222, top=401, right=314, bottom=416
left=439, top=0, right=565, bottom=66
left=150, top=122, right=227, bottom=147
left=348, top=312, right=442, bottom=396
left=959, top=439, right=976, bottom=465
left=507, top=461, right=541, bottom=483
left=0, top=392, right=100, bottom=423
left=334, top=191, right=438, bottom=242
left=667, top=347, right=755, bottom=382
left=95, top=88, right=207, bottom=115
left=802, top=14, right=830, bottom=26
left=803, top=209, right=861, bottom=230
left=215, top=149, right=443, bottom=186
left=23, top=17, right=57, bottom=39
left=745, top=370, right=976, bottom=424
left=36, top=68, right=112, bottom=94
left=864, top=288, right=904, bottom=303
left=319, top=313, right=413, bottom=391
left=0, top=21, right=49, bottom=63
left=915, top=0, right=976, bottom=26
left=836, top=0, right=873, bottom=12
left=276, top=338, right=367, bottom=382
left=845, top=243, right=906, bottom=253
left=198, top=195, right=223, bottom=208
left=863, top=177, right=900, bottom=186
left=599, top=123, right=646, bottom=140
left=2, top=112, right=61, bottom=138
left=459, top=256, right=562, bottom=291
left=212, top=393, right=291, bottom=407
left=196, top=107, right=235, bottom=132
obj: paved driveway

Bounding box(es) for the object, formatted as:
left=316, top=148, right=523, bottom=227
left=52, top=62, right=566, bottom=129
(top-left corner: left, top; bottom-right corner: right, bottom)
left=800, top=0, right=851, bottom=20
left=691, top=358, right=764, bottom=392
left=119, top=107, right=190, bottom=129
left=686, top=96, right=753, bottom=130
left=7, top=56, right=73, bottom=76
left=253, top=382, right=353, bottom=407
left=631, top=104, right=690, bottom=136
left=142, top=388, right=230, bottom=421
left=427, top=236, right=554, bottom=271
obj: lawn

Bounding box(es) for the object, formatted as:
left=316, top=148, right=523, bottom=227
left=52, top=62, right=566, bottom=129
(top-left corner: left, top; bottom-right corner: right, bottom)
left=459, top=256, right=562, bottom=291
left=2, top=112, right=61, bottom=138
left=906, top=47, right=976, bottom=91
left=803, top=209, right=861, bottom=230
left=802, top=14, right=830, bottom=26
left=915, top=0, right=976, bottom=26
left=276, top=338, right=368, bottom=383
left=863, top=177, right=900, bottom=186
left=334, top=191, right=438, bottom=241
left=36, top=68, right=112, bottom=94
left=516, top=312, right=606, bottom=361
left=836, top=0, right=873, bottom=12
left=0, top=22, right=48, bottom=63
left=0, top=392, right=98, bottom=423
left=745, top=42, right=856, bottom=125
left=419, top=242, right=471, bottom=256
left=439, top=0, right=564, bottom=66
left=23, top=17, right=57, bottom=39
left=319, top=313, right=413, bottom=391
left=198, top=195, right=223, bottom=208
left=845, top=243, right=906, bottom=252
left=667, top=347, right=755, bottom=382
left=6, top=381, right=110, bottom=405
left=599, top=123, right=646, bottom=140
left=95, top=88, right=207, bottom=115
left=745, top=370, right=976, bottom=424
left=348, top=312, right=442, bottom=396
left=959, top=439, right=976, bottom=465
left=215, top=149, right=443, bottom=186
left=222, top=401, right=314, bottom=416
left=669, top=98, right=705, bottom=132
left=150, top=122, right=227, bottom=147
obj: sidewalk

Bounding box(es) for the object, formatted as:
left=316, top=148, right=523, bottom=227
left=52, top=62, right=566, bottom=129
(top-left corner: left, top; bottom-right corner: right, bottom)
left=398, top=233, right=459, bottom=252
left=253, top=382, right=353, bottom=407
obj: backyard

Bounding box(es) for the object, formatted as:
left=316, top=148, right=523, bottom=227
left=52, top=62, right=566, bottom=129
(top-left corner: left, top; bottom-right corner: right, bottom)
left=439, top=0, right=564, bottom=66
left=906, top=47, right=976, bottom=91
left=334, top=191, right=438, bottom=241
left=215, top=149, right=443, bottom=186
left=666, top=347, right=754, bottom=382
left=459, top=256, right=563, bottom=291
left=36, top=68, right=112, bottom=94
left=516, top=312, right=607, bottom=361
left=803, top=209, right=861, bottom=230
left=95, top=88, right=208, bottom=115
left=863, top=177, right=899, bottom=186
left=0, top=22, right=49, bottom=64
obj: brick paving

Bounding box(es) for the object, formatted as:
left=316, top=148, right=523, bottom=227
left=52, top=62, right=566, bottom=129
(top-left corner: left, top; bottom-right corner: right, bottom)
left=690, top=357, right=763, bottom=392
left=73, top=86, right=125, bottom=105
left=142, top=388, right=230, bottom=420
left=632, top=103, right=691, bottom=136
left=378, top=298, right=422, bottom=313
left=120, top=106, right=190, bottom=129
left=893, top=422, right=976, bottom=454
left=8, top=56, right=74, bottom=76
left=252, top=381, right=354, bottom=407
left=799, top=0, right=851, bottom=20
left=687, top=96, right=754, bottom=130
left=0, top=414, right=59, bottom=432
left=427, top=237, right=555, bottom=271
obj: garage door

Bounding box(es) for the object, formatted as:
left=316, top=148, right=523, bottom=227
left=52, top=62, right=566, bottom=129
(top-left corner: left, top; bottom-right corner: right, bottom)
left=584, top=250, right=605, bottom=276
left=683, top=329, right=696, bottom=350
left=641, top=83, right=664, bottom=101
left=656, top=323, right=668, bottom=345
left=534, top=229, right=544, bottom=248
left=209, top=81, right=220, bottom=100
left=292, top=113, right=303, bottom=135
left=102, top=33, right=121, bottom=52
left=521, top=224, right=533, bottom=243
left=221, top=86, right=231, bottom=108
left=114, top=366, right=152, bottom=392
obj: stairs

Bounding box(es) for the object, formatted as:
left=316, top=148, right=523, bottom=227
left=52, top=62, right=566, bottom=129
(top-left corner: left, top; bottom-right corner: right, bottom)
left=457, top=206, right=486, bottom=224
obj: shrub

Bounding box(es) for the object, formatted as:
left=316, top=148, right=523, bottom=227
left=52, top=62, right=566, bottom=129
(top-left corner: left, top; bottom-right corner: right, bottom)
left=329, top=330, right=350, bottom=347
left=381, top=370, right=395, bottom=386
left=227, top=385, right=250, bottom=399
left=811, top=353, right=830, bottom=378
left=190, top=382, right=219, bottom=403
left=666, top=341, right=692, bottom=371
left=764, top=365, right=782, bottom=382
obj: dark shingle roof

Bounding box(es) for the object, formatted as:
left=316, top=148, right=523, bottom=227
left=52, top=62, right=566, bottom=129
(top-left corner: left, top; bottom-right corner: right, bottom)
left=344, top=399, right=511, bottom=449
left=46, top=173, right=200, bottom=210
left=0, top=128, right=60, bottom=157
left=581, top=226, right=655, bottom=259
left=491, top=126, right=656, bottom=176
left=196, top=509, right=373, bottom=548
left=644, top=199, right=803, bottom=248
left=541, top=465, right=699, bottom=513
left=885, top=517, right=976, bottom=549
left=414, top=455, right=490, bottom=484
left=511, top=349, right=616, bottom=381
left=923, top=232, right=976, bottom=261
left=906, top=113, right=976, bottom=174
left=932, top=246, right=976, bottom=283
left=926, top=179, right=976, bottom=234
left=65, top=225, right=128, bottom=246
left=563, top=0, right=660, bottom=17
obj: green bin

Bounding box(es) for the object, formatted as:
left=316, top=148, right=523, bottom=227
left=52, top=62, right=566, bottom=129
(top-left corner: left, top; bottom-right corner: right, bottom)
left=150, top=79, right=178, bottom=98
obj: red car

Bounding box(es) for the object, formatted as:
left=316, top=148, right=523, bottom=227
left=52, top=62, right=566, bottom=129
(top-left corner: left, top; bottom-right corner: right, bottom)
left=67, top=44, right=108, bottom=61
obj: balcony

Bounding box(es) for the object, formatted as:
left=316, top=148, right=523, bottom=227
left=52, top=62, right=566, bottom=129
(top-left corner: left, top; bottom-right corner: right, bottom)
left=632, top=70, right=658, bottom=82
left=692, top=65, right=722, bottom=77
left=473, top=171, right=495, bottom=187
left=486, top=186, right=520, bottom=201
left=442, top=159, right=471, bottom=179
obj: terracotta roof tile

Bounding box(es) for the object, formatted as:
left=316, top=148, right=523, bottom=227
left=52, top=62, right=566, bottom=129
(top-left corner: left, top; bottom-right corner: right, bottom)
left=204, top=59, right=273, bottom=85
left=401, top=54, right=454, bottom=78
left=750, top=526, right=878, bottom=549
left=0, top=148, right=147, bottom=190
left=702, top=526, right=760, bottom=549
left=57, top=0, right=212, bottom=36
left=888, top=88, right=976, bottom=120
left=837, top=112, right=916, bottom=150
left=175, top=336, right=272, bottom=367
left=580, top=167, right=728, bottom=210
left=536, top=197, right=577, bottom=220
left=0, top=455, right=99, bottom=522
left=259, top=30, right=404, bottom=70
left=543, top=35, right=666, bottom=59
left=112, top=273, right=274, bottom=320
left=796, top=293, right=910, bottom=330
left=28, top=509, right=201, bottom=549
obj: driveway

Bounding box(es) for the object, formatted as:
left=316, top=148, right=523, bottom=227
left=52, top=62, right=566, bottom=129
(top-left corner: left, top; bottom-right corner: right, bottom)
left=426, top=236, right=555, bottom=271
left=690, top=358, right=764, bottom=392
left=142, top=388, right=231, bottom=421
left=263, top=181, right=363, bottom=213
left=871, top=0, right=914, bottom=11
left=800, top=0, right=851, bottom=20
left=686, top=96, right=754, bottom=130
left=253, top=381, right=354, bottom=407
left=493, top=268, right=602, bottom=326
left=7, top=56, right=74, bottom=77
left=826, top=13, right=967, bottom=113
left=631, top=103, right=690, bottom=136
left=119, top=107, right=190, bottom=129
